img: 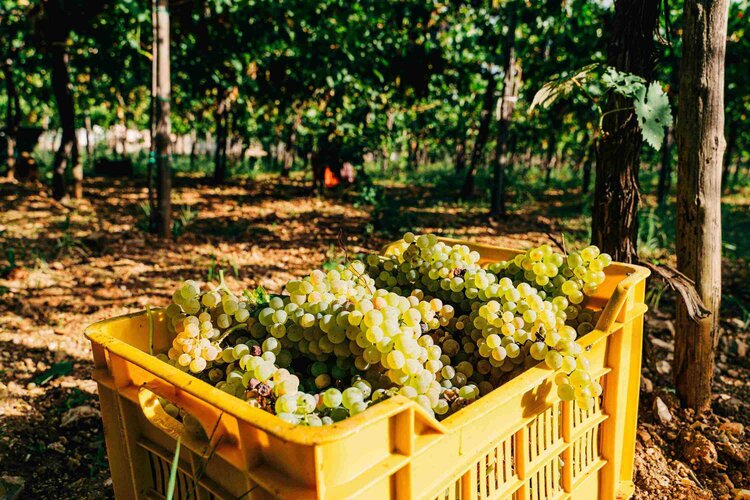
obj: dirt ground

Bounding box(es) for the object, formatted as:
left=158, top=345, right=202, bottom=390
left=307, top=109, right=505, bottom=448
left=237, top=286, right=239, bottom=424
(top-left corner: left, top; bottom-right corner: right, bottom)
left=0, top=175, right=748, bottom=499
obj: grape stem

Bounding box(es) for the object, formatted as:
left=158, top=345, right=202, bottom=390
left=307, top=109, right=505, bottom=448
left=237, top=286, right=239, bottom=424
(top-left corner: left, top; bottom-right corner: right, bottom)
left=215, top=323, right=249, bottom=345
left=216, top=269, right=230, bottom=293
left=337, top=229, right=375, bottom=294
left=146, top=304, right=155, bottom=355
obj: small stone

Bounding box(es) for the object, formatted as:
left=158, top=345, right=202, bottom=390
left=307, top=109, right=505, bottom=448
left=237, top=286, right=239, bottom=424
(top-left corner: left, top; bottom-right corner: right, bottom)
left=728, top=318, right=747, bottom=329
left=0, top=382, right=7, bottom=399
left=656, top=360, right=672, bottom=375
left=60, top=405, right=101, bottom=428
left=48, top=441, right=66, bottom=453
left=736, top=340, right=748, bottom=359
left=682, top=432, right=718, bottom=471
left=720, top=473, right=735, bottom=490
left=720, top=422, right=745, bottom=436
left=641, top=376, right=654, bottom=394
left=716, top=396, right=743, bottom=417
left=654, top=397, right=673, bottom=425
left=638, top=430, right=652, bottom=445
left=650, top=336, right=674, bottom=352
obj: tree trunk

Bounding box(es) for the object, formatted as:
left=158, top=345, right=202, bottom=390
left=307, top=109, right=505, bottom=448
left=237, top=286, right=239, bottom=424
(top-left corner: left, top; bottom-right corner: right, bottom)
left=84, top=116, right=93, bottom=164
left=574, top=137, right=588, bottom=172
left=590, top=0, right=660, bottom=263
left=543, top=133, right=558, bottom=188
left=2, top=60, right=20, bottom=181
left=454, top=133, right=466, bottom=173
left=381, top=145, right=389, bottom=173
left=50, top=43, right=81, bottom=200
left=189, top=129, right=197, bottom=170
left=730, top=153, right=743, bottom=187
left=674, top=0, right=727, bottom=413
left=461, top=73, right=498, bottom=199
left=407, top=134, right=420, bottom=171
left=490, top=5, right=518, bottom=217
left=720, top=126, right=736, bottom=191
left=582, top=135, right=595, bottom=195
left=281, top=127, right=296, bottom=178
left=657, top=127, right=673, bottom=205
left=213, top=90, right=229, bottom=184
left=152, top=0, right=172, bottom=238
left=311, top=150, right=326, bottom=194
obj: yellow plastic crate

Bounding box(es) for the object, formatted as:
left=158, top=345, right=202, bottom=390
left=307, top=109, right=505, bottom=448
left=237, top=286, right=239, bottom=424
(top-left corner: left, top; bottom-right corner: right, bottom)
left=85, top=238, right=649, bottom=500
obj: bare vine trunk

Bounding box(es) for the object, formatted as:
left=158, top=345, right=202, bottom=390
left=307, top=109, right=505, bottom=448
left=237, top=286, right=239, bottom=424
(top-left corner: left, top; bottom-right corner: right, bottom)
left=590, top=0, right=660, bottom=262
left=152, top=0, right=172, bottom=237
left=490, top=5, right=518, bottom=217
left=721, top=126, right=736, bottom=191
left=213, top=90, right=229, bottom=184
left=582, top=137, right=595, bottom=195
left=454, top=132, right=466, bottom=173
left=461, top=73, right=498, bottom=199
left=657, top=127, right=673, bottom=205
left=543, top=133, right=558, bottom=188
left=2, top=60, right=20, bottom=180
left=674, top=0, right=728, bottom=413
left=50, top=43, right=82, bottom=200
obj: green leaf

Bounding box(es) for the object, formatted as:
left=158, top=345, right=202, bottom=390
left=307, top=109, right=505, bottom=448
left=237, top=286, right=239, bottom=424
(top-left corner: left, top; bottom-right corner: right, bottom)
left=601, top=67, right=645, bottom=98
left=33, top=361, right=73, bottom=386
left=634, top=82, right=673, bottom=150
left=166, top=437, right=181, bottom=500
left=244, top=286, right=270, bottom=306
left=529, top=64, right=598, bottom=113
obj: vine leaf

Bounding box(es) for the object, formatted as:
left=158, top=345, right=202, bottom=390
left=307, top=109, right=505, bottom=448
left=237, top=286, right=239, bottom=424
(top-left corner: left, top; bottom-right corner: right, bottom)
left=601, top=66, right=645, bottom=97
left=529, top=64, right=598, bottom=113
left=634, top=82, right=673, bottom=150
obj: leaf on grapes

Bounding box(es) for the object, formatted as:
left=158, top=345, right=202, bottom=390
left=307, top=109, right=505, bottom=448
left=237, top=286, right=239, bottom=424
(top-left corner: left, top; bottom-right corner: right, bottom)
left=529, top=64, right=598, bottom=113
left=634, top=82, right=673, bottom=150
left=244, top=286, right=270, bottom=306
left=33, top=361, right=73, bottom=386
left=601, top=66, right=646, bottom=98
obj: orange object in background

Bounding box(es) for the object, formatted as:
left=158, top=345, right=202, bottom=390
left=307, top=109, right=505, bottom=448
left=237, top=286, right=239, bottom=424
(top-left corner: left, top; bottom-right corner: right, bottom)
left=324, top=166, right=340, bottom=188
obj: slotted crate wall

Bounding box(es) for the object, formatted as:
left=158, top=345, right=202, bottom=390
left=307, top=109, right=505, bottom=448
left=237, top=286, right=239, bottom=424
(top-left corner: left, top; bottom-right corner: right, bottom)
left=87, top=238, right=648, bottom=499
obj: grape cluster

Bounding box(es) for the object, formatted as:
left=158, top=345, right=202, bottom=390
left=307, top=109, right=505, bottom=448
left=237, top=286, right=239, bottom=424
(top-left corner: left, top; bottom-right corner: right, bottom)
left=487, top=244, right=611, bottom=337
left=165, top=276, right=251, bottom=373
left=249, top=265, right=459, bottom=417
left=365, top=232, right=612, bottom=412
left=158, top=232, right=612, bottom=424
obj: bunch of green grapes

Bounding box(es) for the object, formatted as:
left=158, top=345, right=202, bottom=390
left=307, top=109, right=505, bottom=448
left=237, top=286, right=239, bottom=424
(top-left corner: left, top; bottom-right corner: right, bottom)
left=155, top=232, right=614, bottom=424
left=165, top=277, right=251, bottom=373
left=365, top=233, right=610, bottom=412
left=487, top=244, right=612, bottom=334
left=248, top=264, right=459, bottom=417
